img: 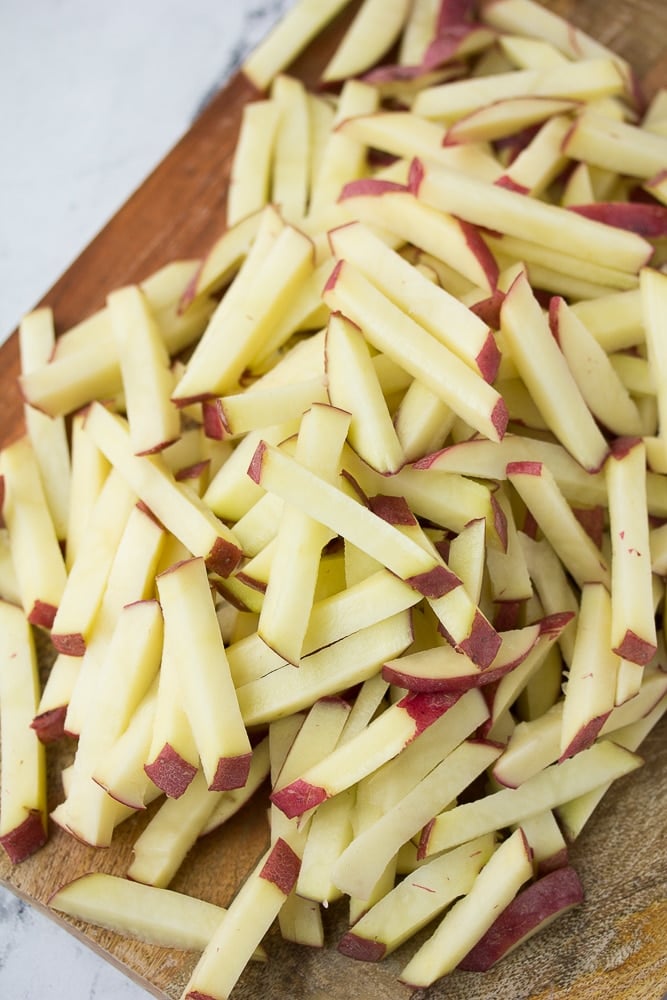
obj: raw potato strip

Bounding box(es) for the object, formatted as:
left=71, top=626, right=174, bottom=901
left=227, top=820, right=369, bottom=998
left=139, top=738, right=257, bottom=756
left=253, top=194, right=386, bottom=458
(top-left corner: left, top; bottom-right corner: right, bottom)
left=641, top=268, right=667, bottom=467
left=400, top=829, right=533, bottom=988
left=181, top=210, right=264, bottom=308
left=507, top=462, right=609, bottom=589
left=62, top=503, right=166, bottom=739
left=248, top=440, right=454, bottom=592
left=499, top=268, right=609, bottom=471
left=182, top=838, right=301, bottom=1000
left=227, top=569, right=420, bottom=687
left=0, top=436, right=68, bottom=629
left=563, top=111, right=667, bottom=179
left=421, top=741, right=642, bottom=857
left=49, top=874, right=266, bottom=957
left=518, top=533, right=578, bottom=665
left=208, top=377, right=328, bottom=438
left=32, top=653, right=81, bottom=744
left=398, top=0, right=439, bottom=64
left=19, top=263, right=214, bottom=419
left=129, top=769, right=225, bottom=888
left=309, top=80, right=379, bottom=213
left=493, top=113, right=571, bottom=195
left=18, top=308, right=71, bottom=539
left=236, top=612, right=414, bottom=727
left=226, top=100, right=281, bottom=227
left=108, top=285, right=181, bottom=456
left=413, top=58, right=625, bottom=121
left=172, top=223, right=314, bottom=401
left=549, top=297, right=642, bottom=437
left=0, top=600, right=47, bottom=863
left=271, top=691, right=465, bottom=819
left=50, top=471, right=137, bottom=655
left=338, top=834, right=496, bottom=961
left=484, top=232, right=640, bottom=293
left=337, top=112, right=503, bottom=183
left=444, top=96, right=578, bottom=145
left=258, top=404, right=351, bottom=664
left=414, top=160, right=652, bottom=274
left=157, top=557, right=252, bottom=791
left=84, top=403, right=243, bottom=578
left=325, top=313, right=405, bottom=474
left=557, top=693, right=667, bottom=842
left=559, top=583, right=619, bottom=760
left=65, top=413, right=110, bottom=570
left=242, top=0, right=353, bottom=91
left=481, top=0, right=633, bottom=90
left=330, top=740, right=502, bottom=901
left=605, top=439, right=657, bottom=701
left=52, top=600, right=164, bottom=847
left=270, top=75, right=310, bottom=222
left=328, top=221, right=499, bottom=381
left=93, top=682, right=160, bottom=809
left=323, top=261, right=508, bottom=442
left=321, top=0, right=412, bottom=82
left=335, top=187, right=499, bottom=293
left=143, top=623, right=200, bottom=800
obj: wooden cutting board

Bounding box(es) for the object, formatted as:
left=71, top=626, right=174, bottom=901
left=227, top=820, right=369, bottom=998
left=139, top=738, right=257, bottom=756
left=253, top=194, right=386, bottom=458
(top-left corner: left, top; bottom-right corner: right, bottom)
left=1, top=2, right=667, bottom=998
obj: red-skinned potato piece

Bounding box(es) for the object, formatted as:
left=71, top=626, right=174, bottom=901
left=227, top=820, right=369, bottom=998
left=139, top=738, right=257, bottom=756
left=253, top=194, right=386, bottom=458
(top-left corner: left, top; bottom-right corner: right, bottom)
left=568, top=201, right=667, bottom=237
left=458, top=866, right=584, bottom=972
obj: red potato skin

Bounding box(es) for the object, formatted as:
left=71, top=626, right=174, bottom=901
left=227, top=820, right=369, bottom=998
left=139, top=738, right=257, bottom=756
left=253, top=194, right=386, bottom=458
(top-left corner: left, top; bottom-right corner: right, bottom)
left=202, top=399, right=229, bottom=440
left=382, top=621, right=544, bottom=693
left=0, top=810, right=48, bottom=864
left=568, top=201, right=667, bottom=238
left=209, top=752, right=253, bottom=792
left=338, top=933, right=387, bottom=962
left=31, top=706, right=68, bottom=744
left=495, top=175, right=530, bottom=195
left=399, top=689, right=461, bottom=734
left=144, top=744, right=198, bottom=799
left=491, top=491, right=509, bottom=552
left=271, top=779, right=328, bottom=820
left=175, top=460, right=211, bottom=484
left=260, top=836, right=302, bottom=895
left=423, top=25, right=493, bottom=70
left=457, top=866, right=584, bottom=972
left=506, top=460, right=544, bottom=478
left=28, top=600, right=58, bottom=630
left=51, top=631, right=86, bottom=656
left=470, top=288, right=506, bottom=330
left=612, top=629, right=657, bottom=666
left=476, top=330, right=502, bottom=384
left=205, top=536, right=244, bottom=578
left=338, top=177, right=409, bottom=201
left=406, top=564, right=464, bottom=599
left=368, top=494, right=418, bottom=526
left=558, top=711, right=612, bottom=762
left=457, top=611, right=503, bottom=668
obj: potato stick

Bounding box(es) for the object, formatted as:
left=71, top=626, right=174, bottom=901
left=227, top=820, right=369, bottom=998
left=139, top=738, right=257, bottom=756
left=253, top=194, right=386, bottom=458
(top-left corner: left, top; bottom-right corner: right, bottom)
left=421, top=742, right=642, bottom=857
left=0, top=435, right=68, bottom=628
left=48, top=874, right=265, bottom=959
left=0, top=600, right=47, bottom=863
left=415, top=160, right=652, bottom=274
left=331, top=740, right=501, bottom=901
left=400, top=829, right=533, bottom=988
left=18, top=308, right=71, bottom=540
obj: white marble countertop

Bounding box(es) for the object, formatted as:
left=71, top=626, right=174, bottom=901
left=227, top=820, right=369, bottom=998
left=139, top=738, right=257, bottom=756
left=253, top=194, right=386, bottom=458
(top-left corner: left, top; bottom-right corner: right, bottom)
left=0, top=1, right=290, bottom=997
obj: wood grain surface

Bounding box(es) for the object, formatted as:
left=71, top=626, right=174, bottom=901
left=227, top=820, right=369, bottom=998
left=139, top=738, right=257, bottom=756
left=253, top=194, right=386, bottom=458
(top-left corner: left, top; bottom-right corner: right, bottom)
left=1, top=2, right=667, bottom=999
